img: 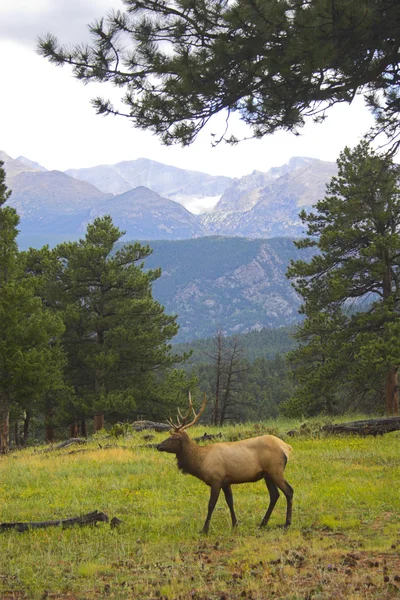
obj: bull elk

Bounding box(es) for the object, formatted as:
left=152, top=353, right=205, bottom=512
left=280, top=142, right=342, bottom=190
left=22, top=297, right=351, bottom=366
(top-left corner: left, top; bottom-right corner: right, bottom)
left=157, top=394, right=294, bottom=533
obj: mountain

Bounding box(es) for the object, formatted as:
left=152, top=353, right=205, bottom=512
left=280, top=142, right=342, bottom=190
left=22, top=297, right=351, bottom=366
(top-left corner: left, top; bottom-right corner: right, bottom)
left=1, top=151, right=337, bottom=247
left=87, top=186, right=205, bottom=240
left=8, top=170, right=110, bottom=219
left=141, top=236, right=315, bottom=342
left=1, top=151, right=318, bottom=341
left=1, top=155, right=207, bottom=247
left=0, top=150, right=42, bottom=181
left=7, top=170, right=112, bottom=246
left=201, top=157, right=337, bottom=237
left=16, top=156, right=47, bottom=172
left=65, top=158, right=233, bottom=213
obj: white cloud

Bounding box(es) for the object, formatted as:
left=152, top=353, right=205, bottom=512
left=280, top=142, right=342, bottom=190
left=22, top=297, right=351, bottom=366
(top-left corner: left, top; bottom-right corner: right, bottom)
left=0, top=0, right=382, bottom=179
left=0, top=0, right=124, bottom=45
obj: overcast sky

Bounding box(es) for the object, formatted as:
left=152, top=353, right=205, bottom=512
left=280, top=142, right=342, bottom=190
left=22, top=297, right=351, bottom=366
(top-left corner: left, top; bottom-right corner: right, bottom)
left=0, top=0, right=381, bottom=177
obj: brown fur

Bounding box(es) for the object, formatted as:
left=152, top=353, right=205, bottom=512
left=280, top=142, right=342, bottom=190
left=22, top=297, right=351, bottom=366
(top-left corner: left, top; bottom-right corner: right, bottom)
left=157, top=431, right=293, bottom=533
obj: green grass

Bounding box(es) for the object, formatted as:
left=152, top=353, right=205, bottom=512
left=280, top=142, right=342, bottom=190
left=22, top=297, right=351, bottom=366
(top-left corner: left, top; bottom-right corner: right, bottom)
left=0, top=421, right=399, bottom=599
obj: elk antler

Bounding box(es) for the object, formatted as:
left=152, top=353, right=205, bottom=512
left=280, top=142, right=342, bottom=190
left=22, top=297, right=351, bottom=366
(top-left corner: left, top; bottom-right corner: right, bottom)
left=168, top=392, right=207, bottom=432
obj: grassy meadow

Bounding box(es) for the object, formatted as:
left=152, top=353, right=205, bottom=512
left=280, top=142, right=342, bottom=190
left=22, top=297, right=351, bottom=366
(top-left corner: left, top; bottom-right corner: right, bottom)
left=0, top=420, right=399, bottom=600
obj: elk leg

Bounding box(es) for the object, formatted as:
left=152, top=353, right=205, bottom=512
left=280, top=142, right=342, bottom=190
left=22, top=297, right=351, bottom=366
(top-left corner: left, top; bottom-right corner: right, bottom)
left=271, top=476, right=294, bottom=527
left=259, top=475, right=280, bottom=528
left=202, top=484, right=221, bottom=534
left=279, top=479, right=293, bottom=527
left=222, top=485, right=237, bottom=528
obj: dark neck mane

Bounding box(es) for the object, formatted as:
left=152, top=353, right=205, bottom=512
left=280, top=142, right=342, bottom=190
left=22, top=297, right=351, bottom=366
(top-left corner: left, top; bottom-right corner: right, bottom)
left=175, top=435, right=205, bottom=479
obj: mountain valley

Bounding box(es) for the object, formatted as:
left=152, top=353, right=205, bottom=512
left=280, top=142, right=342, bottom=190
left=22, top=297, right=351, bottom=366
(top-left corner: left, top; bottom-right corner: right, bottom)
left=1, top=150, right=325, bottom=341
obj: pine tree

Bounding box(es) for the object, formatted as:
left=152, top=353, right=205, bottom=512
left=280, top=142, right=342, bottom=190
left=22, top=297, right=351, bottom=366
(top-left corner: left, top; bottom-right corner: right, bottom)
left=55, top=216, right=185, bottom=426
left=285, top=141, right=400, bottom=416
left=23, top=245, right=73, bottom=441
left=0, top=164, right=65, bottom=452
left=38, top=0, right=400, bottom=148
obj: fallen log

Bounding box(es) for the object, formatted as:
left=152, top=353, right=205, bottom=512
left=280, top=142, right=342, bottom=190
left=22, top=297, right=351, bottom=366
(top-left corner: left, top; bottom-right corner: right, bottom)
left=55, top=438, right=87, bottom=449
left=132, top=420, right=170, bottom=432
left=37, top=438, right=87, bottom=453
left=322, top=417, right=400, bottom=436
left=0, top=510, right=109, bottom=533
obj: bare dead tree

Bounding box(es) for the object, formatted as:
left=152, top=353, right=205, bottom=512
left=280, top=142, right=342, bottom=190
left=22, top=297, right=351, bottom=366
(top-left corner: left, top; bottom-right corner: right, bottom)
left=205, top=328, right=225, bottom=426
left=206, top=330, right=248, bottom=426
left=219, top=337, right=248, bottom=425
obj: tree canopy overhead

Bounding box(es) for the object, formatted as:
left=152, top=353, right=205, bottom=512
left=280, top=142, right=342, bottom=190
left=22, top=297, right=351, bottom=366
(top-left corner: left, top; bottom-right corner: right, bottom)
left=38, top=0, right=400, bottom=148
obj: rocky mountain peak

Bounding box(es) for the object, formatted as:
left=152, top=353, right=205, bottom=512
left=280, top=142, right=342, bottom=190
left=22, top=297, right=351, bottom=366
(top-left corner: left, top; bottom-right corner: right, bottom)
left=200, top=156, right=337, bottom=237
left=16, top=156, right=47, bottom=172
left=288, top=156, right=317, bottom=169
left=1, top=150, right=338, bottom=248
left=0, top=150, right=13, bottom=163
left=65, top=158, right=233, bottom=214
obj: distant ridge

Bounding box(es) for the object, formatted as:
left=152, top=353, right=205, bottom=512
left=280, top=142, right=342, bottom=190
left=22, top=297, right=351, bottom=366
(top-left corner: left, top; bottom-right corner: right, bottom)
left=66, top=157, right=233, bottom=212
left=1, top=151, right=337, bottom=247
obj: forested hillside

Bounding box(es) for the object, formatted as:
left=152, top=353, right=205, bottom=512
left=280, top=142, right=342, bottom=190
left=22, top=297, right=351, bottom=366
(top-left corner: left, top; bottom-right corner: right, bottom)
left=137, top=236, right=314, bottom=341
left=175, top=325, right=296, bottom=363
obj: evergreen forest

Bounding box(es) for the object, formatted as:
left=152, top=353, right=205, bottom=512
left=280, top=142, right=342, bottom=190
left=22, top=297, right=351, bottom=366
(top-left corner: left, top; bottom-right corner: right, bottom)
left=1, top=138, right=400, bottom=452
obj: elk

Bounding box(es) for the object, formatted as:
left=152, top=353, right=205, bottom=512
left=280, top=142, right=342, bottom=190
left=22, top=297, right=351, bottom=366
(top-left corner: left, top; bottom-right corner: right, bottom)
left=157, top=394, right=293, bottom=533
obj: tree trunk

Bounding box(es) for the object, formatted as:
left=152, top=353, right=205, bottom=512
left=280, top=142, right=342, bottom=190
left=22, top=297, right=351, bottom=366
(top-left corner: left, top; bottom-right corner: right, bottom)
left=220, top=367, right=232, bottom=427
left=45, top=423, right=55, bottom=444
left=81, top=418, right=87, bottom=438
left=386, top=366, right=399, bottom=415
left=0, top=392, right=10, bottom=454
left=93, top=413, right=104, bottom=432
left=14, top=421, right=20, bottom=447
left=213, top=330, right=223, bottom=426
left=94, top=330, right=105, bottom=434
left=45, top=408, right=55, bottom=444
left=70, top=421, right=79, bottom=438
left=23, top=410, right=31, bottom=446
left=219, top=337, right=246, bottom=426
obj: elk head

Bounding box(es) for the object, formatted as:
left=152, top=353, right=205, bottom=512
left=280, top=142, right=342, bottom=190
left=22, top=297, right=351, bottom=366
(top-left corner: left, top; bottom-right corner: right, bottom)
left=157, top=392, right=206, bottom=453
